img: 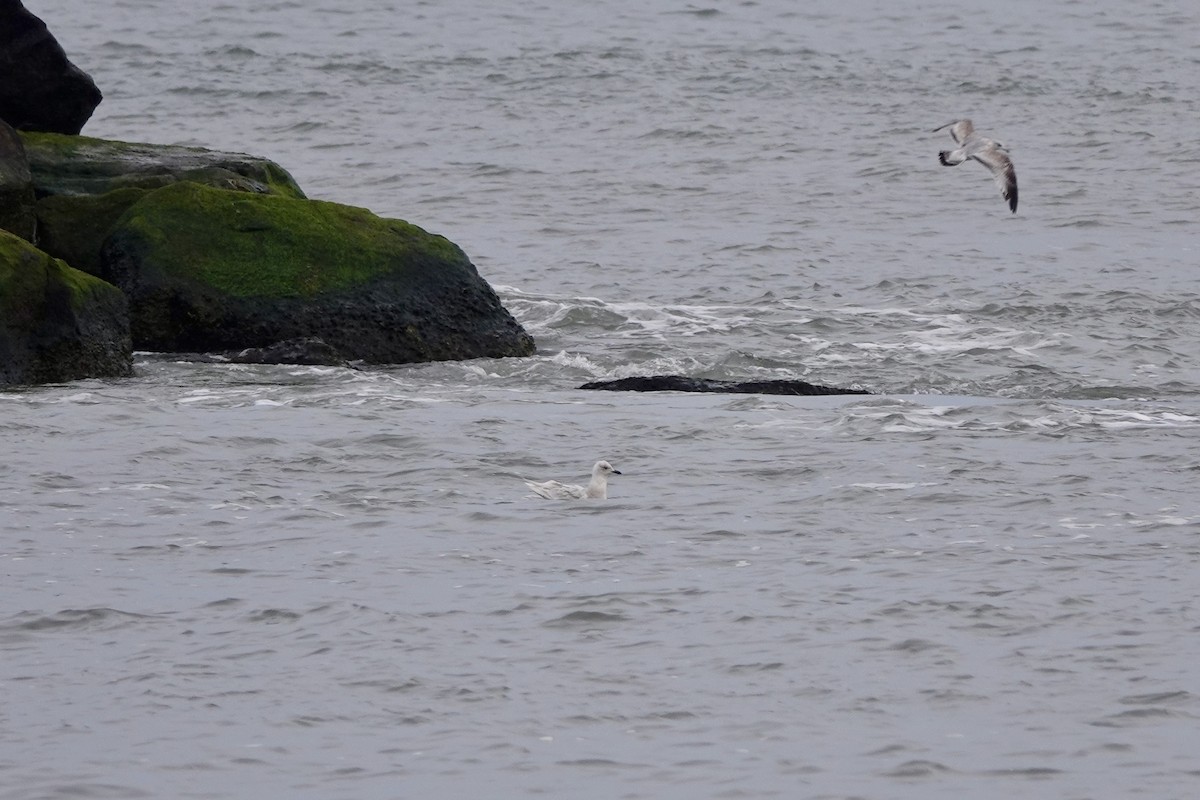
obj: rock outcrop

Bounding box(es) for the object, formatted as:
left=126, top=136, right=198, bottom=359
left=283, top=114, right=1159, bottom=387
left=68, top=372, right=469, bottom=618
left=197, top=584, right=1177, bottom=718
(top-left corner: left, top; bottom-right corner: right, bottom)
left=0, top=0, right=103, bottom=134
left=580, top=375, right=870, bottom=396
left=99, top=182, right=536, bottom=363
left=0, top=230, right=132, bottom=386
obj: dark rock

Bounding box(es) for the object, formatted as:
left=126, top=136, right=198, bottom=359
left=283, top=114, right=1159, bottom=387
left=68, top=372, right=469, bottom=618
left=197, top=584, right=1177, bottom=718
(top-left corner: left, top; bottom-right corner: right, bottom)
left=0, top=119, right=36, bottom=240
left=19, top=131, right=306, bottom=199
left=579, top=375, right=870, bottom=396
left=0, top=1, right=103, bottom=134
left=0, top=229, right=132, bottom=386
left=99, top=181, right=536, bottom=364
left=230, top=337, right=353, bottom=367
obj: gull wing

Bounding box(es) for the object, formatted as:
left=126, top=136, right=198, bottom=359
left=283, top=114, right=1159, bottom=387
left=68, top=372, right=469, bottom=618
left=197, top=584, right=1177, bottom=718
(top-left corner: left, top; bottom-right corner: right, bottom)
left=933, top=119, right=975, bottom=145
left=524, top=480, right=586, bottom=500
left=970, top=146, right=1018, bottom=213
left=949, top=119, right=975, bottom=144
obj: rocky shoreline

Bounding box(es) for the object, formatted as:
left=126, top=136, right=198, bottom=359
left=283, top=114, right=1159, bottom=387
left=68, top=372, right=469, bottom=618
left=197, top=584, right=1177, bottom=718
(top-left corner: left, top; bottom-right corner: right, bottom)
left=0, top=0, right=534, bottom=387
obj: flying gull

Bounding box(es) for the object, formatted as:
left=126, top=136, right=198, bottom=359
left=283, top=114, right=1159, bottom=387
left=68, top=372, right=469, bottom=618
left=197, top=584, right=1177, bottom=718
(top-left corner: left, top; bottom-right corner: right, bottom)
left=524, top=460, right=622, bottom=500
left=933, top=119, right=1018, bottom=213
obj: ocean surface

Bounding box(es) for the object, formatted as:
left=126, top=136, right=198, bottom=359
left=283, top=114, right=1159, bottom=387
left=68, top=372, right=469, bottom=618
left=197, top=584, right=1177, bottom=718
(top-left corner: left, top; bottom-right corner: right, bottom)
left=4, top=1, right=1200, bottom=798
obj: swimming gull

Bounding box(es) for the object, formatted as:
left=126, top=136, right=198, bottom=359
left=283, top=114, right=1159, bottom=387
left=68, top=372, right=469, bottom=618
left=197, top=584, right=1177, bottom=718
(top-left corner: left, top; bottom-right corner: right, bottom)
left=933, top=119, right=1018, bottom=213
left=524, top=460, right=622, bottom=500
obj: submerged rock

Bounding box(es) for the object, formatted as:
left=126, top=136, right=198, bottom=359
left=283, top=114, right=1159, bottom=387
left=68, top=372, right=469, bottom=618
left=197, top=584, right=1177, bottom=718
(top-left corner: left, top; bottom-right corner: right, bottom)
left=229, top=337, right=353, bottom=367
left=0, top=119, right=35, bottom=240
left=0, top=230, right=131, bottom=386
left=0, top=0, right=103, bottom=134
left=19, top=131, right=306, bottom=199
left=99, top=181, right=536, bottom=364
left=579, top=375, right=870, bottom=396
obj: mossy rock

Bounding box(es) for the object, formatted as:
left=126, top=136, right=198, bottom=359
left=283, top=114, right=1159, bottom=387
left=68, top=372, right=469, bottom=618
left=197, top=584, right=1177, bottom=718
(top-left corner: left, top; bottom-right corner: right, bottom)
left=19, top=131, right=306, bottom=199
left=100, top=181, right=535, bottom=363
left=0, top=230, right=132, bottom=386
left=34, top=186, right=148, bottom=277
left=0, top=120, right=36, bottom=240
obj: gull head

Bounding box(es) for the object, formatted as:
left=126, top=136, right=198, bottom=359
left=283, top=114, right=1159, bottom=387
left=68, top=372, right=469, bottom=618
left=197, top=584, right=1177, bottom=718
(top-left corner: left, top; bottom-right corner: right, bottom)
left=594, top=460, right=622, bottom=476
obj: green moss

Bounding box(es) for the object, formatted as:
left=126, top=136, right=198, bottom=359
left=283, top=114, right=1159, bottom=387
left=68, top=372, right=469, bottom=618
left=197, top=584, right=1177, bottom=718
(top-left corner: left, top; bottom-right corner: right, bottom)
left=0, top=230, right=121, bottom=317
left=51, top=257, right=117, bottom=312
left=0, top=232, right=41, bottom=326
left=16, top=130, right=88, bottom=160
left=112, top=182, right=470, bottom=299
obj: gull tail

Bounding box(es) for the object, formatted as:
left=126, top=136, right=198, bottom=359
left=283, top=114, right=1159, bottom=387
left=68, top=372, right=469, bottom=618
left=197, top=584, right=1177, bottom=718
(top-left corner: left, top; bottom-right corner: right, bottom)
left=939, top=150, right=966, bottom=166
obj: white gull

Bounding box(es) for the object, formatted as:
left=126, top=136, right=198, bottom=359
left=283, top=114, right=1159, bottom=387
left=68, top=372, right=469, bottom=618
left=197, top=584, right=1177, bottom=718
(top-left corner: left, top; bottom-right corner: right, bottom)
left=933, top=119, right=1018, bottom=213
left=524, top=460, right=622, bottom=500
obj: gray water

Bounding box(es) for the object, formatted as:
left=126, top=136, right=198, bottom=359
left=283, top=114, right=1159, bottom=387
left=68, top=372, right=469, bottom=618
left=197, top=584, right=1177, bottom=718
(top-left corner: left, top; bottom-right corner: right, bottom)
left=4, top=1, right=1200, bottom=798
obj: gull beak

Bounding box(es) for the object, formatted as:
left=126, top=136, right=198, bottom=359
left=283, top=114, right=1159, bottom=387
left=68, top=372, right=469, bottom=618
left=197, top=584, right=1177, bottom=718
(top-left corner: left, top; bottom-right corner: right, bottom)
left=611, top=469, right=622, bottom=475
